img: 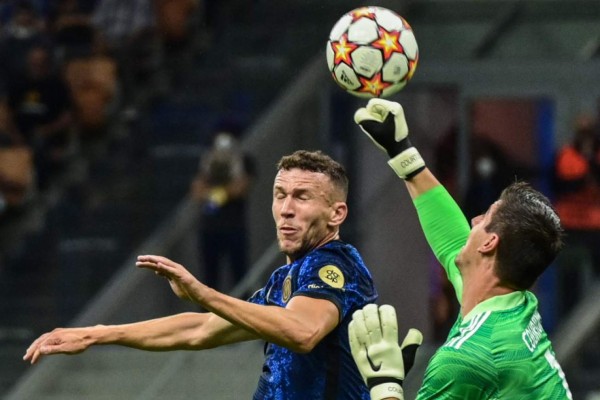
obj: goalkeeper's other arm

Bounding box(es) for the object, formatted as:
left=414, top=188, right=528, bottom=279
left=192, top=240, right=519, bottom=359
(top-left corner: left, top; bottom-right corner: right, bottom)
left=354, top=99, right=425, bottom=180
left=349, top=304, right=423, bottom=400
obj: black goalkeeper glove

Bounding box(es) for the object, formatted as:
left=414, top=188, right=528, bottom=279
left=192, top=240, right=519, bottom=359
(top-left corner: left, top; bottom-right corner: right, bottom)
left=349, top=304, right=423, bottom=400
left=354, top=99, right=426, bottom=180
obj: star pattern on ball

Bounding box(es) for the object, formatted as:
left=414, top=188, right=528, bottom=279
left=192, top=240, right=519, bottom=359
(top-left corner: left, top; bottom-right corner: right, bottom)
left=350, top=7, right=375, bottom=21
left=358, top=73, right=392, bottom=97
left=331, top=34, right=358, bottom=66
left=372, top=28, right=404, bottom=60
left=407, top=58, right=419, bottom=80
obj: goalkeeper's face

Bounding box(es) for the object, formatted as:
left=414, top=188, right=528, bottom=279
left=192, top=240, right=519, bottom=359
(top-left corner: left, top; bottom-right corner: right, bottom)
left=272, top=168, right=347, bottom=262
left=455, top=202, right=499, bottom=271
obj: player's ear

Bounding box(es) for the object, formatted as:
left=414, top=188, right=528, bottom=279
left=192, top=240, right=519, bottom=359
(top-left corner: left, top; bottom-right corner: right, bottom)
left=328, top=202, right=348, bottom=227
left=478, top=233, right=499, bottom=254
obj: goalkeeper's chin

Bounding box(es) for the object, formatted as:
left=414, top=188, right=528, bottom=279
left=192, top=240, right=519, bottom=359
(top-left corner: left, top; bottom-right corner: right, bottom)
left=454, top=249, right=466, bottom=271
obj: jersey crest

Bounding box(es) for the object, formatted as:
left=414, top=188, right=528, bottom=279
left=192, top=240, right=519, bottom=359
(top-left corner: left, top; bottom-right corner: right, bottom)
left=282, top=275, right=292, bottom=303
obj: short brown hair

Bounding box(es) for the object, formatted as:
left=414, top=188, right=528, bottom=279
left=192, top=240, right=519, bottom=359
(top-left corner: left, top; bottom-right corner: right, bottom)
left=486, top=182, right=564, bottom=290
left=277, top=150, right=349, bottom=200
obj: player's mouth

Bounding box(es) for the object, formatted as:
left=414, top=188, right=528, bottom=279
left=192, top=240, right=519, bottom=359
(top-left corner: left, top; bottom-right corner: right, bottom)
left=279, top=225, right=299, bottom=235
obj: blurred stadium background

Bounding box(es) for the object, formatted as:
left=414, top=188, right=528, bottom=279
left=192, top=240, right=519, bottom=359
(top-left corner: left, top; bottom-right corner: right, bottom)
left=1, top=0, right=600, bottom=398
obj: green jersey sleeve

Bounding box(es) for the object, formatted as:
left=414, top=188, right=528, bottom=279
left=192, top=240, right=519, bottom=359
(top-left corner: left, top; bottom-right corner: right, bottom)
left=413, top=185, right=471, bottom=302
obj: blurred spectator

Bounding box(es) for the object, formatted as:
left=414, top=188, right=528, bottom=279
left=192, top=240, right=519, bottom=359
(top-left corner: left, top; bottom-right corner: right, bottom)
left=47, top=0, right=96, bottom=63
left=63, top=48, right=117, bottom=136
left=553, top=113, right=600, bottom=315
left=463, top=135, right=516, bottom=218
left=5, top=45, right=74, bottom=189
left=156, top=0, right=198, bottom=46
left=0, top=101, right=34, bottom=218
left=45, top=0, right=118, bottom=137
left=433, top=124, right=459, bottom=196
left=190, top=127, right=255, bottom=292
left=155, top=0, right=201, bottom=88
left=91, top=0, right=157, bottom=108
left=0, top=1, right=49, bottom=92
left=0, top=100, right=24, bottom=146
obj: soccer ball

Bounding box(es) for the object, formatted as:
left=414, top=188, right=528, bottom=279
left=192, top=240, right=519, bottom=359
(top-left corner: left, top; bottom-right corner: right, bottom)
left=326, top=6, right=418, bottom=98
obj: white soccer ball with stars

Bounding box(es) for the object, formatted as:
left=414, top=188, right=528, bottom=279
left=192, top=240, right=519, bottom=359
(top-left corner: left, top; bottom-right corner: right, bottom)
left=326, top=6, right=418, bottom=98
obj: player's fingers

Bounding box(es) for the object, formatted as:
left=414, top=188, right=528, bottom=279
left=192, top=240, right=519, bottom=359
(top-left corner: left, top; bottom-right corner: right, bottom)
left=363, top=303, right=383, bottom=344
left=351, top=308, right=370, bottom=347
left=348, top=320, right=368, bottom=380
left=24, top=332, right=52, bottom=361
left=367, top=98, right=399, bottom=117
left=135, top=260, right=159, bottom=271
left=400, top=328, right=423, bottom=349
left=354, top=107, right=379, bottom=124
left=348, top=320, right=360, bottom=354
left=400, top=328, right=423, bottom=376
left=137, top=255, right=169, bottom=264
left=30, top=348, right=42, bottom=364
left=29, top=336, right=56, bottom=364
left=349, top=322, right=368, bottom=360
left=379, top=304, right=399, bottom=344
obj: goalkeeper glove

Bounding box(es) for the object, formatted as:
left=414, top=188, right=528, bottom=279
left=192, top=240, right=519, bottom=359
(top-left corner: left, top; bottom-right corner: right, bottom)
left=354, top=99, right=426, bottom=180
left=349, top=304, right=423, bottom=400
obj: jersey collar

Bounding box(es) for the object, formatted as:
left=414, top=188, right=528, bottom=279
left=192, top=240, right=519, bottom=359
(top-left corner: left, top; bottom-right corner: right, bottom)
left=463, top=291, right=526, bottom=323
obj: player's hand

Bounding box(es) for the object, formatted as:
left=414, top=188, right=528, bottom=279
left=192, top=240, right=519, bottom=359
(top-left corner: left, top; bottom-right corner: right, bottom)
left=23, top=328, right=93, bottom=364
left=354, top=99, right=425, bottom=180
left=349, top=304, right=423, bottom=400
left=136, top=255, right=204, bottom=302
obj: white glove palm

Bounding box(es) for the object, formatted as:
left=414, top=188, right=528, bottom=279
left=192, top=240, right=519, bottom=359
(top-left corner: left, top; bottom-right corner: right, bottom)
left=349, top=304, right=423, bottom=400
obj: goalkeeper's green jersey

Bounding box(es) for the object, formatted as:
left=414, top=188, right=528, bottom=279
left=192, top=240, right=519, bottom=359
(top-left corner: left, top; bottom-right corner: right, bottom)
left=413, top=186, right=572, bottom=400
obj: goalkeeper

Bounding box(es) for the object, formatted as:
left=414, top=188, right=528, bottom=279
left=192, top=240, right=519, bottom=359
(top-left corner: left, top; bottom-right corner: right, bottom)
left=349, top=99, right=573, bottom=399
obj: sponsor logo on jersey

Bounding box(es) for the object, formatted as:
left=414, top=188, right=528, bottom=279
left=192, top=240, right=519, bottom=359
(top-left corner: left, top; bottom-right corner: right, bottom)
left=318, top=265, right=345, bottom=289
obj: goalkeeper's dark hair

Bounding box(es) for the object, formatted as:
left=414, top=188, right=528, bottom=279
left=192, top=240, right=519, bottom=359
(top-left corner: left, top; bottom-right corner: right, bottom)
left=277, top=150, right=349, bottom=200
left=486, top=181, right=564, bottom=290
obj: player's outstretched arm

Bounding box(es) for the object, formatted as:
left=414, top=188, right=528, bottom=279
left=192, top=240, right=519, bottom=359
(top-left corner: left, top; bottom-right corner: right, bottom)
left=349, top=304, right=423, bottom=400
left=354, top=99, right=440, bottom=199
left=137, top=254, right=341, bottom=353
left=23, top=312, right=257, bottom=364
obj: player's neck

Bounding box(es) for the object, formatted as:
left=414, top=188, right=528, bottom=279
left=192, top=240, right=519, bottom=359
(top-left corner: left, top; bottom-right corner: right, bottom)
left=460, top=263, right=513, bottom=317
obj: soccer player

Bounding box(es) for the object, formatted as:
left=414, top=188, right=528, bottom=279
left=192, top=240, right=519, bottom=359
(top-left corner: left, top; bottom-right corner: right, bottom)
left=24, top=150, right=378, bottom=400
left=348, top=99, right=573, bottom=400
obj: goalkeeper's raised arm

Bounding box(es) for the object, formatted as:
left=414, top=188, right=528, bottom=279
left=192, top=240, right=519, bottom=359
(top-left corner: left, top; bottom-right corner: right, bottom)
left=354, top=99, right=470, bottom=295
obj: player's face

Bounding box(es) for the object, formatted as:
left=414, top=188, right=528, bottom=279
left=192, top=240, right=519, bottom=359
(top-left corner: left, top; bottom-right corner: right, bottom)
left=455, top=201, right=499, bottom=269
left=272, top=168, right=341, bottom=261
